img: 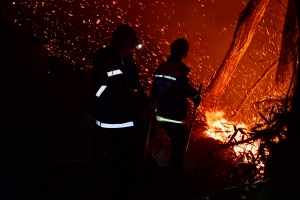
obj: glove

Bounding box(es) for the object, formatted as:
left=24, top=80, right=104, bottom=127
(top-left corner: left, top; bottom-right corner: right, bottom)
left=193, top=95, right=201, bottom=108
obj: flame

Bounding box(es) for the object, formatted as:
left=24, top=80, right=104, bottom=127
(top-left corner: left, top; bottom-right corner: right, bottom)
left=205, top=111, right=259, bottom=161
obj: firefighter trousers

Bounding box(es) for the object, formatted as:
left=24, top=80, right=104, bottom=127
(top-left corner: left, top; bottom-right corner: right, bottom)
left=159, top=122, right=189, bottom=169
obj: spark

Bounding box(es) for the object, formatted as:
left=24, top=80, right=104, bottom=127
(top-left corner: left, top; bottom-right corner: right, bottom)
left=6, top=0, right=283, bottom=127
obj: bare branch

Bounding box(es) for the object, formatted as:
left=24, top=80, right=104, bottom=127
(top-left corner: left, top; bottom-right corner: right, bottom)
left=229, top=59, right=279, bottom=120
left=249, top=53, right=280, bottom=62
left=276, top=0, right=287, bottom=10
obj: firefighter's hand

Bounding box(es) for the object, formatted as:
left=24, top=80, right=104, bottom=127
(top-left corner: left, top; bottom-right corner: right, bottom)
left=193, top=95, right=201, bottom=108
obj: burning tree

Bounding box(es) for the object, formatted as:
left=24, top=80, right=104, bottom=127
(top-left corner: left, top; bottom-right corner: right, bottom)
left=201, top=0, right=270, bottom=110
left=195, top=1, right=300, bottom=198
left=275, top=0, right=299, bottom=91
left=200, top=1, right=300, bottom=198
left=230, top=0, right=299, bottom=120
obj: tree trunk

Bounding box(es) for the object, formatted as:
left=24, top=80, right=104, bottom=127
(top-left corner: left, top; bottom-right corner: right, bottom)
left=256, top=2, right=300, bottom=199
left=275, top=0, right=299, bottom=90
left=202, top=0, right=269, bottom=110
left=229, top=59, right=278, bottom=120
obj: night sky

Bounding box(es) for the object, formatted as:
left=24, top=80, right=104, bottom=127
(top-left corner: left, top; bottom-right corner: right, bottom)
left=3, top=0, right=287, bottom=125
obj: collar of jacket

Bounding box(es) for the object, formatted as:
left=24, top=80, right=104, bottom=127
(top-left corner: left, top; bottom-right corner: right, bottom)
left=167, top=55, right=191, bottom=74
left=107, top=44, right=134, bottom=62
left=106, top=44, right=119, bottom=59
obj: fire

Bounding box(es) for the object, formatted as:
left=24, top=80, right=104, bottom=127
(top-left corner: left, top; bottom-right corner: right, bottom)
left=205, top=111, right=259, bottom=161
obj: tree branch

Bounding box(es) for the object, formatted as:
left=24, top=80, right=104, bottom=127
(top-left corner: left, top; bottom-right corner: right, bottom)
left=229, top=59, right=278, bottom=120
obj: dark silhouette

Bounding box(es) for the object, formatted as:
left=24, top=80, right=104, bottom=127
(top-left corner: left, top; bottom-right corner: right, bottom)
left=151, top=38, right=200, bottom=170
left=0, top=20, right=54, bottom=199
left=0, top=21, right=98, bottom=199
left=91, top=24, right=150, bottom=198
left=0, top=20, right=51, bottom=169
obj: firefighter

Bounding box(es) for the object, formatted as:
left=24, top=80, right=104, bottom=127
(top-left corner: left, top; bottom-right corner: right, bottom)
left=91, top=24, right=149, bottom=174
left=151, top=38, right=201, bottom=170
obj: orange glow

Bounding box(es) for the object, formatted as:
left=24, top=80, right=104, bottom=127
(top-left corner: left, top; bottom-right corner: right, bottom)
left=204, top=111, right=259, bottom=162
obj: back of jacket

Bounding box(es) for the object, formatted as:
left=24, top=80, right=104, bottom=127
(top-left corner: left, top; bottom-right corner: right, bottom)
left=152, top=55, right=197, bottom=121
left=92, top=45, right=148, bottom=126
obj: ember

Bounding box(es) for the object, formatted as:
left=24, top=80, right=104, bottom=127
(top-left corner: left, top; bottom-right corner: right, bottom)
left=1, top=0, right=287, bottom=123
left=1, top=0, right=299, bottom=199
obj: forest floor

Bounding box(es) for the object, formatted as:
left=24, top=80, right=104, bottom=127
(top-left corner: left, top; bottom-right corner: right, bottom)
left=1, top=129, right=232, bottom=200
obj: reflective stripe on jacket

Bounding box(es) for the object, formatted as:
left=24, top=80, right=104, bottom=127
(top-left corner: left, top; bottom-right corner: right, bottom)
left=151, top=55, right=198, bottom=121
left=95, top=120, right=134, bottom=128
left=92, top=45, right=148, bottom=127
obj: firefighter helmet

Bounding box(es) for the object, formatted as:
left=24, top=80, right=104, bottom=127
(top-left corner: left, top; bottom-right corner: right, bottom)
left=111, top=24, right=138, bottom=46
left=170, top=38, right=189, bottom=58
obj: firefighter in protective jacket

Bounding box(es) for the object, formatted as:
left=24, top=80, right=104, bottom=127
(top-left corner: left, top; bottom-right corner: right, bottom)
left=151, top=38, right=200, bottom=169
left=92, top=24, right=149, bottom=173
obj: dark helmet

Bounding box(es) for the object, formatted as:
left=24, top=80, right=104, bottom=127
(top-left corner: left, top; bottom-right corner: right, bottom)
left=170, top=38, right=189, bottom=58
left=111, top=24, right=138, bottom=46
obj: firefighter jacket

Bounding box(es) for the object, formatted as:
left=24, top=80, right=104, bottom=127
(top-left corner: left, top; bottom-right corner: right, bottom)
left=152, top=55, right=198, bottom=123
left=92, top=45, right=149, bottom=128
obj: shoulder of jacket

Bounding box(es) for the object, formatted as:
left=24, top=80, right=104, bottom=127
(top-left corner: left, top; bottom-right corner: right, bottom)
left=161, top=60, right=190, bottom=76
left=92, top=47, right=116, bottom=72
left=94, top=46, right=112, bottom=57
left=124, top=52, right=135, bottom=63
left=177, top=61, right=190, bottom=75
left=155, top=61, right=168, bottom=73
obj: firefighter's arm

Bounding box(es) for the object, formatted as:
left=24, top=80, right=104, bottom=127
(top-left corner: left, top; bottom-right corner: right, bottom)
left=178, top=76, right=201, bottom=107
left=146, top=74, right=159, bottom=114
left=92, top=50, right=109, bottom=93
left=126, top=53, right=151, bottom=106
left=150, top=70, right=161, bottom=102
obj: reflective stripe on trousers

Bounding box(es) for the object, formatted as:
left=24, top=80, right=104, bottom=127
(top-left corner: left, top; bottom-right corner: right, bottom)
left=95, top=120, right=134, bottom=128
left=156, top=115, right=183, bottom=124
